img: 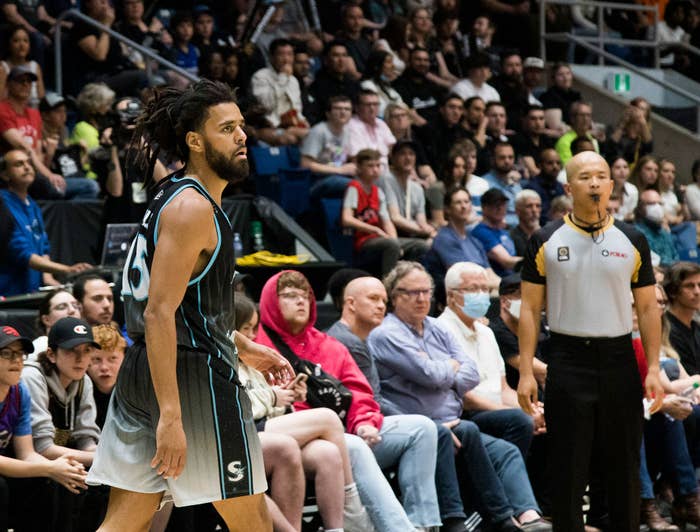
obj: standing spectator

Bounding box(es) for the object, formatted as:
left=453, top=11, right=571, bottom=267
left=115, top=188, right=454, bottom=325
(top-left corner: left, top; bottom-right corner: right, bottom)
left=685, top=159, right=700, bottom=220
left=655, top=0, right=690, bottom=68
left=346, top=89, right=396, bottom=171
left=87, top=324, right=125, bottom=429
left=523, top=148, right=565, bottom=225
left=509, top=105, right=556, bottom=177
left=309, top=42, right=361, bottom=124
left=482, top=142, right=523, bottom=226
left=601, top=104, right=653, bottom=167
left=392, top=47, right=444, bottom=126
left=72, top=274, right=115, bottom=327
left=0, top=150, right=91, bottom=296
left=32, top=288, right=80, bottom=356
left=164, top=11, right=200, bottom=77
left=510, top=190, right=542, bottom=257
left=250, top=38, right=309, bottom=143
left=539, top=63, right=581, bottom=132
left=665, top=262, right=700, bottom=375
left=635, top=189, right=679, bottom=266
left=360, top=50, right=404, bottom=118
left=0, top=26, right=44, bottom=107
left=491, top=52, right=530, bottom=133
left=610, top=156, right=639, bottom=222
left=451, top=52, right=500, bottom=103
left=472, top=188, right=523, bottom=276
left=554, top=101, right=598, bottom=165
left=336, top=4, right=372, bottom=75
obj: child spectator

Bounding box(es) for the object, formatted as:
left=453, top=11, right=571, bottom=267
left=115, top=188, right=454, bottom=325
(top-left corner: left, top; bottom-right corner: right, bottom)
left=87, top=324, right=125, bottom=429
left=0, top=26, right=44, bottom=107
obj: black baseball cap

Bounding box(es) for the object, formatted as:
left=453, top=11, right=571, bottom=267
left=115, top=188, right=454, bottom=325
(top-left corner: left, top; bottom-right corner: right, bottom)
left=39, top=92, right=66, bottom=112
left=499, top=273, right=522, bottom=296
left=480, top=188, right=509, bottom=206
left=0, top=326, right=33, bottom=353
left=48, top=317, right=100, bottom=350
left=7, top=65, right=38, bottom=82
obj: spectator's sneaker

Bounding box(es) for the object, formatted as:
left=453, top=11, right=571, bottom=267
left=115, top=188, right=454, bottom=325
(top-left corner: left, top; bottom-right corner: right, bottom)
left=343, top=482, right=375, bottom=532
left=441, top=516, right=470, bottom=532
left=519, top=517, right=552, bottom=531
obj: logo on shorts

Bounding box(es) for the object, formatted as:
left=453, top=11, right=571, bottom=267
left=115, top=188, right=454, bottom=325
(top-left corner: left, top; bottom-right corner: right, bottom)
left=557, top=246, right=570, bottom=262
left=226, top=460, right=245, bottom=483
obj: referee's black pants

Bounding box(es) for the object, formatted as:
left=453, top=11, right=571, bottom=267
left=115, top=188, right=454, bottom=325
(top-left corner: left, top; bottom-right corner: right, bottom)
left=544, top=332, right=643, bottom=532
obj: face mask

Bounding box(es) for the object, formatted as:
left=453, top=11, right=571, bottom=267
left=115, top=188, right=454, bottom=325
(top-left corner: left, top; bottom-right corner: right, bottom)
left=508, top=299, right=521, bottom=319
left=461, top=291, right=491, bottom=319
left=645, top=203, right=665, bottom=224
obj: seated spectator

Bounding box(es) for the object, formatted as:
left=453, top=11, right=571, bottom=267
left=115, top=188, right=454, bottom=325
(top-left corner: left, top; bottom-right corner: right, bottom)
left=380, top=141, right=436, bottom=258
left=251, top=39, right=309, bottom=144
left=341, top=149, right=403, bottom=276
left=300, top=94, right=354, bottom=183
left=70, top=82, right=115, bottom=180
left=554, top=101, right=599, bottom=165
left=523, top=148, right=565, bottom=225
left=685, top=159, right=700, bottom=220
left=658, top=158, right=686, bottom=226
left=336, top=4, right=372, bottom=75
left=383, top=102, right=436, bottom=185
left=373, top=15, right=408, bottom=76
left=0, top=325, right=88, bottom=532
left=367, top=261, right=551, bottom=532
left=327, top=274, right=480, bottom=532
left=21, top=316, right=103, bottom=531
left=406, top=7, right=457, bottom=89
left=191, top=4, right=235, bottom=57
left=0, top=26, right=44, bottom=107
left=428, top=141, right=489, bottom=226
left=548, top=194, right=572, bottom=221
left=234, top=295, right=372, bottom=532
left=630, top=154, right=660, bottom=192
left=164, top=11, right=200, bottom=78
left=665, top=262, right=700, bottom=376
left=420, top=93, right=471, bottom=173
left=522, top=57, right=545, bottom=106
left=434, top=8, right=468, bottom=80
left=450, top=52, right=500, bottom=103
left=292, top=44, right=315, bottom=121
left=274, top=1, right=323, bottom=58
left=472, top=188, right=523, bottom=276
left=460, top=97, right=490, bottom=166
left=510, top=190, right=542, bottom=257
left=73, top=274, right=115, bottom=327
left=482, top=142, right=523, bottom=226
left=510, top=106, right=556, bottom=178
left=32, top=288, right=81, bottom=355
left=87, top=324, right=125, bottom=429
left=361, top=50, right=404, bottom=119
left=197, top=49, right=225, bottom=82
left=0, top=66, right=66, bottom=199
left=346, top=89, right=396, bottom=171
left=391, top=47, right=444, bottom=126
left=437, top=262, right=542, bottom=457
left=463, top=14, right=498, bottom=60
left=0, top=150, right=91, bottom=296
left=114, top=0, right=172, bottom=60
left=491, top=52, right=530, bottom=133
left=424, top=186, right=500, bottom=303
left=309, top=41, right=360, bottom=124
left=610, top=156, right=638, bottom=222
left=655, top=0, right=690, bottom=69
left=538, top=62, right=581, bottom=133
left=601, top=104, right=653, bottom=166
left=255, top=270, right=442, bottom=531
left=635, top=188, right=679, bottom=265
left=485, top=101, right=510, bottom=143
left=69, top=0, right=147, bottom=96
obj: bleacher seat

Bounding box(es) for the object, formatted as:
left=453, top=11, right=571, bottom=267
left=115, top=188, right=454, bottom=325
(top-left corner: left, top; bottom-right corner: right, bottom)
left=321, top=198, right=353, bottom=266
left=250, top=145, right=311, bottom=218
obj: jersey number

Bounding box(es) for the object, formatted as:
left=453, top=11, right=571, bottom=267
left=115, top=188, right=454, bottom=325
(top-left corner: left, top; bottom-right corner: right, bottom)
left=122, top=234, right=150, bottom=301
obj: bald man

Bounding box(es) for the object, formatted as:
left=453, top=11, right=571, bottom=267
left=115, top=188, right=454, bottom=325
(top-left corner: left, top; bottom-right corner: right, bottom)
left=517, top=151, right=663, bottom=531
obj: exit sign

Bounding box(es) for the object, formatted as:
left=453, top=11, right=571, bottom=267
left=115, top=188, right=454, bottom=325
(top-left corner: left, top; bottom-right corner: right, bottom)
left=609, top=73, right=631, bottom=93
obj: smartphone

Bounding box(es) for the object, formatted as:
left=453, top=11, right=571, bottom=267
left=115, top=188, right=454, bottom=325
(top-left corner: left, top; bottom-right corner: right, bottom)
left=284, top=373, right=307, bottom=388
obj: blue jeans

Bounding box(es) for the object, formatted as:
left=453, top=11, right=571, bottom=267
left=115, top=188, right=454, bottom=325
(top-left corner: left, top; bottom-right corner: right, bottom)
left=436, top=423, right=466, bottom=520
left=64, top=177, right=100, bottom=200
left=344, top=432, right=417, bottom=531
left=452, top=420, right=540, bottom=524
left=468, top=408, right=535, bottom=458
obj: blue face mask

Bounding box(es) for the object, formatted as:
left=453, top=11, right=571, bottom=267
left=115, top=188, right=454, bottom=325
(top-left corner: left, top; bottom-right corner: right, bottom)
left=461, top=292, right=491, bottom=319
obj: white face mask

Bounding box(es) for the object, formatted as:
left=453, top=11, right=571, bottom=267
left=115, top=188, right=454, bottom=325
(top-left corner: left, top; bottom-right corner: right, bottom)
left=508, top=299, right=521, bottom=319
left=645, top=203, right=665, bottom=224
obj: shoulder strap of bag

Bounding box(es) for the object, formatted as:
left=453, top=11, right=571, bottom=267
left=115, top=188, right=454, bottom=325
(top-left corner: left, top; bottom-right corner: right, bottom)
left=261, top=324, right=302, bottom=367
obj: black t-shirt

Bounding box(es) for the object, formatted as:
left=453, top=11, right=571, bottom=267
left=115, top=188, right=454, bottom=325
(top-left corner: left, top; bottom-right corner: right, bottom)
left=509, top=132, right=556, bottom=160
left=70, top=18, right=125, bottom=78
left=667, top=311, right=700, bottom=376
left=539, top=86, right=582, bottom=125
left=3, top=0, right=42, bottom=26
left=92, top=386, right=111, bottom=429
left=392, top=70, right=444, bottom=124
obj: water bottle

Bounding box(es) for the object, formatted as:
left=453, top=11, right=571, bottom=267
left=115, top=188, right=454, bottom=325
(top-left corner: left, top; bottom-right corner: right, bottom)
left=251, top=221, right=264, bottom=252
left=680, top=382, right=700, bottom=398
left=233, top=232, right=243, bottom=261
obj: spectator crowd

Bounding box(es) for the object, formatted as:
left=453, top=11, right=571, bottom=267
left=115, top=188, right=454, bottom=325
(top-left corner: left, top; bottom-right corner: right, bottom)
left=3, top=0, right=700, bottom=531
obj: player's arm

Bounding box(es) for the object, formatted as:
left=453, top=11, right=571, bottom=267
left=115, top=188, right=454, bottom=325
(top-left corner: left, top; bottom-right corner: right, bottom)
left=233, top=332, right=293, bottom=385
left=634, top=284, right=664, bottom=413
left=144, top=190, right=216, bottom=479
left=517, top=280, right=545, bottom=414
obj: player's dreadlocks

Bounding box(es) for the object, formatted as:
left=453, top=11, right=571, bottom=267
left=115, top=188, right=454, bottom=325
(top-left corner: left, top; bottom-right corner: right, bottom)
left=129, top=79, right=238, bottom=185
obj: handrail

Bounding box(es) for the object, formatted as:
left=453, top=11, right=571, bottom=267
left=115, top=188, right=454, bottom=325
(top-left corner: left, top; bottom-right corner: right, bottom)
left=54, top=8, right=199, bottom=95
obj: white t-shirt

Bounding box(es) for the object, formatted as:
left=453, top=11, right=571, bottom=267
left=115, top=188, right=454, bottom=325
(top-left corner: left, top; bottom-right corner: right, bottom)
left=450, top=78, right=501, bottom=103
left=300, top=121, right=351, bottom=166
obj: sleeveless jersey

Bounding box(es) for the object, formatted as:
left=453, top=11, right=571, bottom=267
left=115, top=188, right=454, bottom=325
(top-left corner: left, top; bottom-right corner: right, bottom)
left=348, top=180, right=381, bottom=251
left=122, top=175, right=237, bottom=369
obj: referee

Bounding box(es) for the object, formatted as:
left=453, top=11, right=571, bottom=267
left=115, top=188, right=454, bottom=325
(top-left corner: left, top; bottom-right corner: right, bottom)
left=517, top=151, right=664, bottom=531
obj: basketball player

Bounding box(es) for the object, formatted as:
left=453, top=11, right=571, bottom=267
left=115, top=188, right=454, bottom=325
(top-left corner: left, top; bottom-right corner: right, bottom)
left=87, top=80, right=293, bottom=532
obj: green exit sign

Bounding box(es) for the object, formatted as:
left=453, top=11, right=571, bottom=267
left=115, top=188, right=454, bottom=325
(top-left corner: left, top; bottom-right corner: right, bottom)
left=611, top=73, right=631, bottom=93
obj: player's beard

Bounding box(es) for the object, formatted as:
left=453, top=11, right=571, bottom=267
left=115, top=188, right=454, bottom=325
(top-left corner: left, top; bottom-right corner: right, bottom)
left=203, top=138, right=249, bottom=185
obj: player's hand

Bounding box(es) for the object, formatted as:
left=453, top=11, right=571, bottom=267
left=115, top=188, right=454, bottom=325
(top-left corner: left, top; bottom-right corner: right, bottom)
left=151, top=415, right=187, bottom=480
left=356, top=424, right=382, bottom=446
left=236, top=336, right=294, bottom=386
left=48, top=455, right=88, bottom=494
left=517, top=373, right=539, bottom=415
left=645, top=368, right=664, bottom=415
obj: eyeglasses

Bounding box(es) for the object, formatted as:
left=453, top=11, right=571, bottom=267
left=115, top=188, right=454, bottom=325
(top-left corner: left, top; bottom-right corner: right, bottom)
left=279, top=291, right=309, bottom=302
left=50, top=301, right=80, bottom=312
left=0, top=348, right=27, bottom=361
left=395, top=288, right=432, bottom=299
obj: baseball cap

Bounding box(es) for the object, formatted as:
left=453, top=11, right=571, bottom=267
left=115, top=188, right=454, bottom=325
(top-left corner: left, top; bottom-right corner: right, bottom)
left=7, top=65, right=38, bottom=83
left=391, top=140, right=418, bottom=158
left=0, top=326, right=33, bottom=353
left=480, top=188, right=509, bottom=206
left=523, top=57, right=545, bottom=70
left=48, top=317, right=101, bottom=350
left=39, top=92, right=66, bottom=113
left=499, top=273, right=522, bottom=296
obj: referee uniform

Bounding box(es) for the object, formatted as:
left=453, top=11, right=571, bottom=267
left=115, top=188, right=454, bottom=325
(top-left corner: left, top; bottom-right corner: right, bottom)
left=522, top=214, right=655, bottom=531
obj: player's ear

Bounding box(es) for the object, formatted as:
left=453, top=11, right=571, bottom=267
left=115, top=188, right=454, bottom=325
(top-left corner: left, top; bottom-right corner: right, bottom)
left=186, top=131, right=203, bottom=153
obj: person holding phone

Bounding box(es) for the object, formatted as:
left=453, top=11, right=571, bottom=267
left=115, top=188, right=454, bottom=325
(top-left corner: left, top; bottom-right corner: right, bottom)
left=234, top=295, right=373, bottom=532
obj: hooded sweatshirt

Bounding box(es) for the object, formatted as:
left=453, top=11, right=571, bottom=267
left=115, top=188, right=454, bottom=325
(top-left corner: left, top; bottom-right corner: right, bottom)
left=22, top=360, right=100, bottom=454
left=255, top=271, right=384, bottom=434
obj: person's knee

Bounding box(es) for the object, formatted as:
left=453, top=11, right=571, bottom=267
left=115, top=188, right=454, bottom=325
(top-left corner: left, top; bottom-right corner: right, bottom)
left=511, top=409, right=535, bottom=433
left=307, top=440, right=343, bottom=472
left=315, top=407, right=344, bottom=433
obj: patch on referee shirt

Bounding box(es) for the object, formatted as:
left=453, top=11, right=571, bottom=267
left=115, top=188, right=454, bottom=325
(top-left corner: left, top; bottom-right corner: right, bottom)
left=557, top=246, right=570, bottom=261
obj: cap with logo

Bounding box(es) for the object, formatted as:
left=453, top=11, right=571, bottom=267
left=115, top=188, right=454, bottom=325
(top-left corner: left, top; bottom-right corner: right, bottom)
left=0, top=326, right=33, bottom=353
left=48, top=317, right=101, bottom=350
left=7, top=65, right=38, bottom=83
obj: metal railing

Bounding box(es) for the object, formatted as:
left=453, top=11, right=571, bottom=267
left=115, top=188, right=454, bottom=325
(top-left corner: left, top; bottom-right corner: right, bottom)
left=53, top=9, right=199, bottom=95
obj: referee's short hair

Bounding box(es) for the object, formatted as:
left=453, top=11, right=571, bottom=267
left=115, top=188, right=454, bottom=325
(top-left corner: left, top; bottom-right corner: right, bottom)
left=664, top=262, right=700, bottom=304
